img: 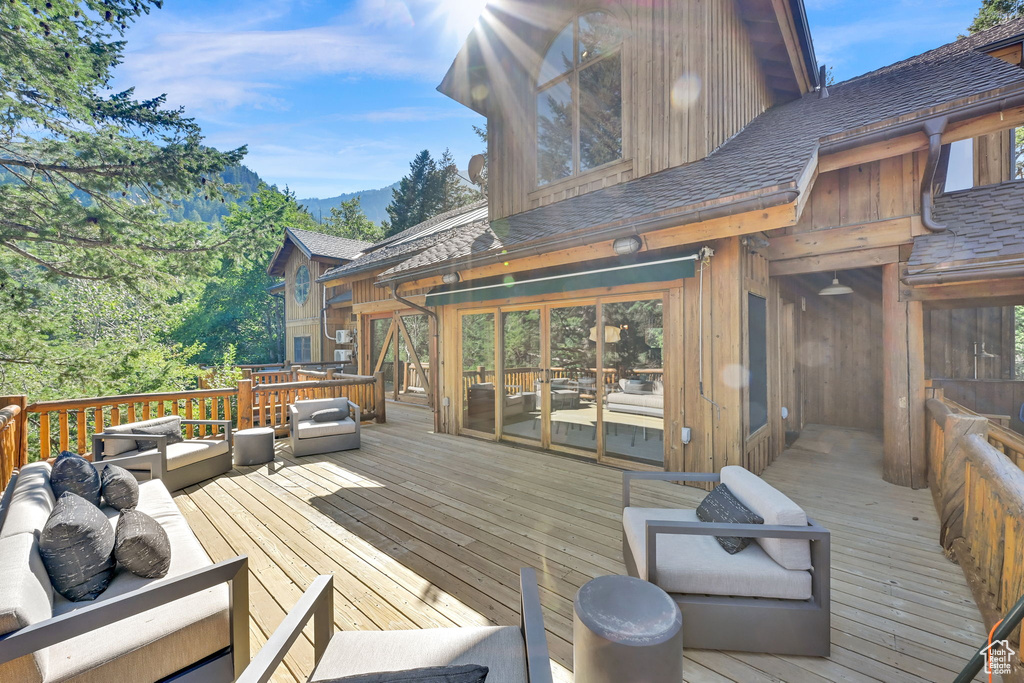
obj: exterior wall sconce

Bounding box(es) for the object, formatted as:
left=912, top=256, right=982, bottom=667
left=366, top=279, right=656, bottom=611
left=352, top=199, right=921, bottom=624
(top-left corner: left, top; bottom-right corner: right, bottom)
left=612, top=236, right=642, bottom=256
left=442, top=272, right=461, bottom=285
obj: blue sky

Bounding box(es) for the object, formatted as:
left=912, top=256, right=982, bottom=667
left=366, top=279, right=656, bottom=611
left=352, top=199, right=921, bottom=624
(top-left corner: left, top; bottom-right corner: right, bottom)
left=115, top=0, right=984, bottom=199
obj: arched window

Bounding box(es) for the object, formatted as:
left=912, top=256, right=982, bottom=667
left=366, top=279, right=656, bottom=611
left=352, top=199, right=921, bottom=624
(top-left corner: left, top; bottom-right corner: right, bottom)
left=294, top=264, right=310, bottom=305
left=536, top=11, right=623, bottom=186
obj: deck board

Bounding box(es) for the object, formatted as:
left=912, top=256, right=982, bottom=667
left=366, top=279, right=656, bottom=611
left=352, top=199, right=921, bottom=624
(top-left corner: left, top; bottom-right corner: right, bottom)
left=174, top=405, right=987, bottom=682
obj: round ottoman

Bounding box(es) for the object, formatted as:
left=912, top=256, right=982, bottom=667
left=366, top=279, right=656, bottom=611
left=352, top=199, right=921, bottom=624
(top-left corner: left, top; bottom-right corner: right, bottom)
left=573, top=575, right=682, bottom=683
left=233, top=427, right=275, bottom=466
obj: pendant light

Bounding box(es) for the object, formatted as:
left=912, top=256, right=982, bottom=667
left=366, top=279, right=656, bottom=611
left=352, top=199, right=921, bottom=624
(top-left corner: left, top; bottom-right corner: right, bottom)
left=818, top=271, right=853, bottom=296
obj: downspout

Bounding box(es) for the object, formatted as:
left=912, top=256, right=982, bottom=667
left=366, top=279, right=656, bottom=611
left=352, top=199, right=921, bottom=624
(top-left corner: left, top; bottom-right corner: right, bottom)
left=389, top=284, right=440, bottom=416
left=320, top=285, right=333, bottom=343
left=920, top=117, right=949, bottom=233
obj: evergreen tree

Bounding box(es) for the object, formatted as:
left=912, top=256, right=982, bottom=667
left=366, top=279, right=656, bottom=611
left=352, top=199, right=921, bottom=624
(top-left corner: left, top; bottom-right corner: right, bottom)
left=383, top=150, right=438, bottom=237
left=321, top=196, right=384, bottom=242
left=436, top=148, right=481, bottom=213
left=969, top=0, right=1024, bottom=32
left=472, top=124, right=489, bottom=195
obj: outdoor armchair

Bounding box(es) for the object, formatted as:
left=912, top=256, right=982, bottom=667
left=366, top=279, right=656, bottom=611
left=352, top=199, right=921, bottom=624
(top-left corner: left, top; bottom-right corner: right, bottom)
left=289, top=397, right=361, bottom=457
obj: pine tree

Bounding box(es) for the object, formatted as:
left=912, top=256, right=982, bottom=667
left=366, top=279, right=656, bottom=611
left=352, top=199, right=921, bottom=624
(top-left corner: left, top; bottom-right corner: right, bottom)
left=436, top=148, right=481, bottom=213
left=969, top=0, right=1024, bottom=32
left=321, top=197, right=384, bottom=242
left=383, top=150, right=438, bottom=237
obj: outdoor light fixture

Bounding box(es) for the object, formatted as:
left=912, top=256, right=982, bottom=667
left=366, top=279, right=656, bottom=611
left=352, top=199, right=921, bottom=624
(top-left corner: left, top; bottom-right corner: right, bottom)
left=442, top=272, right=461, bottom=285
left=612, top=236, right=642, bottom=256
left=818, top=271, right=853, bottom=296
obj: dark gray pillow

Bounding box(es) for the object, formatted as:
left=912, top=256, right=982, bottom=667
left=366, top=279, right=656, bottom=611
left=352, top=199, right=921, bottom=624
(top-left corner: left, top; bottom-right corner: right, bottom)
left=623, top=380, right=652, bottom=395
left=131, top=420, right=183, bottom=451
left=327, top=665, right=489, bottom=683
left=39, top=492, right=115, bottom=601
left=50, top=451, right=101, bottom=507
left=101, top=464, right=139, bottom=511
left=696, top=484, right=764, bottom=554
left=114, top=509, right=171, bottom=579
left=312, top=406, right=349, bottom=423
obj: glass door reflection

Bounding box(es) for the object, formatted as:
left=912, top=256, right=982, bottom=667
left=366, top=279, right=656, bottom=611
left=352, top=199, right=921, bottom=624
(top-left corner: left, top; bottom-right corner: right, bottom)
left=501, top=309, right=543, bottom=446
left=462, top=312, right=496, bottom=435
left=549, top=304, right=599, bottom=456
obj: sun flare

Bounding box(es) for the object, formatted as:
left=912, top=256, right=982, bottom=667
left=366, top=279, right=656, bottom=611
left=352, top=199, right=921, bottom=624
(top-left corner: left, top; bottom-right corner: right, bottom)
left=426, top=0, right=489, bottom=42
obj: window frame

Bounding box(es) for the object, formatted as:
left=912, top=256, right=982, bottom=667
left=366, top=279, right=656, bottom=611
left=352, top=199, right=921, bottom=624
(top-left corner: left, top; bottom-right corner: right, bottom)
left=294, top=264, right=311, bottom=305
left=535, top=11, right=624, bottom=188
left=293, top=336, right=312, bottom=364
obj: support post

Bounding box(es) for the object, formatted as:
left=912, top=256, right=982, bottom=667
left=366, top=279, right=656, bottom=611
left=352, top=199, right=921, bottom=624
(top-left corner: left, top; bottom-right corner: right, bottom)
left=882, top=263, right=928, bottom=488
left=374, top=371, right=387, bottom=424
left=939, top=412, right=990, bottom=550
left=237, top=380, right=253, bottom=431
left=0, top=395, right=29, bottom=468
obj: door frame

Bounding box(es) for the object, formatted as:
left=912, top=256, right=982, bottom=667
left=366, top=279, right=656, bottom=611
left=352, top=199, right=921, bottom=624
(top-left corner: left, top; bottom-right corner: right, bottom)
left=366, top=310, right=432, bottom=406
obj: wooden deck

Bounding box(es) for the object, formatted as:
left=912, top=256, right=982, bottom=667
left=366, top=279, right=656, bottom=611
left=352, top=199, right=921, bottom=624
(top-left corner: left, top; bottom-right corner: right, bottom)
left=173, top=404, right=988, bottom=682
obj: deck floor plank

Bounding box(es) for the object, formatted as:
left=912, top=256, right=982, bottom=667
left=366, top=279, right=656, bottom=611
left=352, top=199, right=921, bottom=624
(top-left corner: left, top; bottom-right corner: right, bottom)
left=173, top=407, right=986, bottom=682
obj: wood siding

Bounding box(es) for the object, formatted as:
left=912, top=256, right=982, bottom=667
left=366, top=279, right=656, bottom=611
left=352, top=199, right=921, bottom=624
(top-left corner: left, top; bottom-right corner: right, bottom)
left=488, top=0, right=774, bottom=221
left=284, top=251, right=324, bottom=364
left=924, top=306, right=1017, bottom=380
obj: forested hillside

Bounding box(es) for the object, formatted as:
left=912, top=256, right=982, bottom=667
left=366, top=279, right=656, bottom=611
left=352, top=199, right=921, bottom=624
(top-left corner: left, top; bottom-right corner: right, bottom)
left=300, top=182, right=400, bottom=225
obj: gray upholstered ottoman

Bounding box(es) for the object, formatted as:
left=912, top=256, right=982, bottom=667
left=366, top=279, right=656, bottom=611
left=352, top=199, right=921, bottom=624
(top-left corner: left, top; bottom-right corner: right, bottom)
left=233, top=427, right=275, bottom=466
left=573, top=574, right=682, bottom=683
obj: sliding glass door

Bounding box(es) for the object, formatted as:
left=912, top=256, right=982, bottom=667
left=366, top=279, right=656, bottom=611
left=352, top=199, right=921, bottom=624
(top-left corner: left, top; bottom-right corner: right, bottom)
left=459, top=294, right=666, bottom=466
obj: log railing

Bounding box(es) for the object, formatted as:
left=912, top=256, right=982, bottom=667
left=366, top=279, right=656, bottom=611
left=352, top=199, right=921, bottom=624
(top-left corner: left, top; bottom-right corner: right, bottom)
left=26, top=388, right=238, bottom=460
left=945, top=398, right=1024, bottom=472
left=240, top=373, right=385, bottom=434
left=250, top=370, right=293, bottom=387
left=926, top=396, right=1024, bottom=672
left=0, top=398, right=28, bottom=488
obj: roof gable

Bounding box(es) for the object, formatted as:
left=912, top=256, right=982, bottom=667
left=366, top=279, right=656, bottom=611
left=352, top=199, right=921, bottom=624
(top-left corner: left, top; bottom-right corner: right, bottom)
left=267, top=228, right=372, bottom=276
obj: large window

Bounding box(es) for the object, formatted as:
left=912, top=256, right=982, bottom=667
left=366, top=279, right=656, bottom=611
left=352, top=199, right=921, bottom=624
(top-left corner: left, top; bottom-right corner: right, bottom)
left=536, top=11, right=623, bottom=186
left=294, top=265, right=311, bottom=305
left=747, top=294, right=768, bottom=435
left=293, top=336, right=312, bottom=364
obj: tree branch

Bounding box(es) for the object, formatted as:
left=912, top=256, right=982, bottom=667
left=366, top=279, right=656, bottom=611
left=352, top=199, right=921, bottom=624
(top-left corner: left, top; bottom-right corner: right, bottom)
left=0, top=241, right=115, bottom=281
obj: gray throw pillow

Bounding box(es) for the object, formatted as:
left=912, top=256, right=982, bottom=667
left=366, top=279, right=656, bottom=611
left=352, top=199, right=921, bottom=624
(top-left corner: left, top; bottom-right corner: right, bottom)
left=114, top=509, right=171, bottom=579
left=101, top=464, right=139, bottom=511
left=131, top=421, right=183, bottom=451
left=623, top=380, right=651, bottom=395
left=327, top=664, right=489, bottom=683
left=39, top=492, right=116, bottom=601
left=50, top=451, right=101, bottom=507
left=696, top=484, right=764, bottom=554
left=312, top=406, right=349, bottom=423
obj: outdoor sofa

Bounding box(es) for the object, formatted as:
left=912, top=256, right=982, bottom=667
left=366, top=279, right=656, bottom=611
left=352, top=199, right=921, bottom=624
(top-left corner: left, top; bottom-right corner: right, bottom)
left=0, top=458, right=249, bottom=682
left=93, top=415, right=233, bottom=492
left=289, top=397, right=361, bottom=457
left=237, top=568, right=552, bottom=683
left=622, top=466, right=830, bottom=656
left=606, top=378, right=664, bottom=418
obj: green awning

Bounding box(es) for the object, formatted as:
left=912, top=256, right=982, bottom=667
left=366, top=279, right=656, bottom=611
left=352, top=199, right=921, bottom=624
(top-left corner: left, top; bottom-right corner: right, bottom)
left=424, top=254, right=698, bottom=307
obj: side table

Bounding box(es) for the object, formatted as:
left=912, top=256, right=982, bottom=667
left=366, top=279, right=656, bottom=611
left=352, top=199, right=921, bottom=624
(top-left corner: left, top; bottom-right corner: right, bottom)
left=233, top=427, right=275, bottom=466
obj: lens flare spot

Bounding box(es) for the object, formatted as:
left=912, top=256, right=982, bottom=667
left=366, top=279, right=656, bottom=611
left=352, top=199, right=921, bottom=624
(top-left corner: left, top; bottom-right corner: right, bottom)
left=671, top=74, right=702, bottom=110
left=721, top=363, right=749, bottom=389
left=471, top=84, right=490, bottom=102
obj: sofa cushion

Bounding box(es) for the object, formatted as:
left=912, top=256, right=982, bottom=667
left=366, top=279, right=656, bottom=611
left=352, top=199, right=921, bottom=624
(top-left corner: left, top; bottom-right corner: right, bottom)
left=101, top=422, right=141, bottom=456
left=50, top=451, right=102, bottom=508
left=0, top=533, right=52, bottom=683
left=311, top=626, right=526, bottom=683
left=47, top=480, right=230, bottom=682
left=622, top=507, right=812, bottom=600
left=0, top=462, right=55, bottom=539
left=719, top=466, right=811, bottom=570
left=606, top=393, right=664, bottom=410
left=323, top=664, right=490, bottom=683
left=295, top=397, right=350, bottom=422
left=131, top=418, right=184, bottom=451
left=696, top=484, right=764, bottom=554
left=137, top=438, right=230, bottom=471
left=101, top=464, right=139, bottom=511
left=114, top=509, right=171, bottom=579
left=298, top=418, right=357, bottom=439
left=313, top=406, right=349, bottom=423
left=39, top=492, right=116, bottom=602
left=623, top=380, right=652, bottom=395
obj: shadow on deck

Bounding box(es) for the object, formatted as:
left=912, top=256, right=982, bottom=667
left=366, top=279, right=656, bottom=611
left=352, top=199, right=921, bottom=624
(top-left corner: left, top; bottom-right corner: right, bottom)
left=173, top=404, right=987, bottom=683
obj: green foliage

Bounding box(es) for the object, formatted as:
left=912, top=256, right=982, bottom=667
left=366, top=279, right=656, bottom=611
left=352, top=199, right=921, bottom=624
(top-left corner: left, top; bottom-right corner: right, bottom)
left=472, top=124, right=489, bottom=195
left=1015, top=128, right=1024, bottom=180
left=302, top=182, right=399, bottom=225
left=320, top=196, right=384, bottom=242
left=172, top=185, right=316, bottom=366
left=969, top=0, right=1024, bottom=32
left=382, top=148, right=482, bottom=238
left=165, top=165, right=262, bottom=223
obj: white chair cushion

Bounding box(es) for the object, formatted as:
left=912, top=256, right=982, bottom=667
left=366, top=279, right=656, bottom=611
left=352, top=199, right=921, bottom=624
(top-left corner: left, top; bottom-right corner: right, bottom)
left=47, top=480, right=230, bottom=683
left=294, top=397, right=350, bottom=422
left=297, top=418, right=357, bottom=439
left=0, top=462, right=55, bottom=539
left=140, top=439, right=229, bottom=470
left=0, top=533, right=53, bottom=683
left=310, top=625, right=527, bottom=683
left=719, top=466, right=811, bottom=570
left=622, top=507, right=812, bottom=600
left=102, top=417, right=182, bottom=456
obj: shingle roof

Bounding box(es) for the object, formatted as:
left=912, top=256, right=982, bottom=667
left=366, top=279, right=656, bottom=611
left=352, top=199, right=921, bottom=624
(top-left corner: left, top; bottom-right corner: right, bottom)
left=287, top=228, right=371, bottom=261
left=318, top=201, right=488, bottom=281
left=384, top=24, right=1024, bottom=280
left=908, top=181, right=1024, bottom=268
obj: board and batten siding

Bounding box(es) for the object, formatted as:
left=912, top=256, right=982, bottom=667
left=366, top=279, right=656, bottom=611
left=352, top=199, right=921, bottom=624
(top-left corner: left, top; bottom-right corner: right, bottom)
left=487, top=0, right=774, bottom=221
left=284, top=250, right=324, bottom=363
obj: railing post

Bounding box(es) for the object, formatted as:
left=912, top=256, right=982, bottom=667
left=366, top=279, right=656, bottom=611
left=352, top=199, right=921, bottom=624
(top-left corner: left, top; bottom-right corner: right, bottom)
left=940, top=412, right=990, bottom=551
left=0, top=395, right=28, bottom=467
left=374, top=372, right=387, bottom=424
left=237, top=380, right=253, bottom=431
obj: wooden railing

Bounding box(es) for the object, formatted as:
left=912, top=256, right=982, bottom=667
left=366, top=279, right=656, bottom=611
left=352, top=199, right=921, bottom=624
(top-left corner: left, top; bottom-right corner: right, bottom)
left=460, top=366, right=650, bottom=397
left=945, top=398, right=1024, bottom=472
left=240, top=373, right=385, bottom=434
left=926, top=396, right=1024, bottom=671
left=250, top=370, right=294, bottom=387
left=0, top=398, right=27, bottom=488
left=26, top=388, right=238, bottom=460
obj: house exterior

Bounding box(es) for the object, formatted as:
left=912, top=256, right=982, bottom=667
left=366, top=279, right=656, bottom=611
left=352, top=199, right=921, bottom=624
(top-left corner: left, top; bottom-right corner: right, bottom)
left=267, top=228, right=370, bottom=365
left=322, top=1, right=1024, bottom=487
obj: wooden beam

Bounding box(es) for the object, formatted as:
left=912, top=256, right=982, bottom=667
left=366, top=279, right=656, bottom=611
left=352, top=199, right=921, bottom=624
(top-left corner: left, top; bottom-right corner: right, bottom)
left=769, top=0, right=812, bottom=93
left=769, top=246, right=900, bottom=276
left=353, top=295, right=427, bottom=315
left=765, top=217, right=913, bottom=261
left=902, top=277, right=1024, bottom=304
